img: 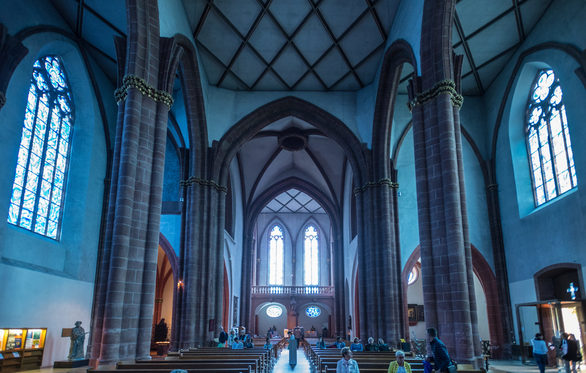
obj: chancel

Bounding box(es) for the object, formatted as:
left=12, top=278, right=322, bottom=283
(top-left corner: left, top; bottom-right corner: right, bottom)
left=0, top=0, right=585, bottom=372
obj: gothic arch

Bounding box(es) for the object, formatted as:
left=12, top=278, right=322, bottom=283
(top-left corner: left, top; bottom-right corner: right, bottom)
left=372, top=39, right=418, bottom=178
left=489, top=42, right=586, bottom=177
left=159, top=233, right=179, bottom=279
left=402, top=245, right=504, bottom=351
left=173, top=34, right=208, bottom=178
left=212, top=96, right=369, bottom=189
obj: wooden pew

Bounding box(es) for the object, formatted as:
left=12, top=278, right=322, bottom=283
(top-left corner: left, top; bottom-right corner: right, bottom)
left=116, top=361, right=258, bottom=372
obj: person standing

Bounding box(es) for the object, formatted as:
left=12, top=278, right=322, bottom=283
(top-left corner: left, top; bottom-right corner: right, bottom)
left=531, top=333, right=548, bottom=373
left=562, top=333, right=579, bottom=373
left=388, top=350, right=412, bottom=373
left=218, top=326, right=228, bottom=347
left=288, top=332, right=297, bottom=368
left=336, top=347, right=360, bottom=373
left=427, top=328, right=453, bottom=373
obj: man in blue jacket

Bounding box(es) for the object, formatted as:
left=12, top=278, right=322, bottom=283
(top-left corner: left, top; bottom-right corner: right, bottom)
left=427, top=328, right=453, bottom=372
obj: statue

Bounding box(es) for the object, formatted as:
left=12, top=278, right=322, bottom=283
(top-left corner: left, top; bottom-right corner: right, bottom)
left=68, top=321, right=86, bottom=361
left=154, top=318, right=168, bottom=342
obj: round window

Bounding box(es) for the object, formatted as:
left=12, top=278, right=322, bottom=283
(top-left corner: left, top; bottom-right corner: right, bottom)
left=305, top=306, right=321, bottom=318
left=266, top=305, right=283, bottom=318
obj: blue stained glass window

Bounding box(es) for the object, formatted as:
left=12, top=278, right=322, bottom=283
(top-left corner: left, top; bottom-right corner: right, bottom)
left=304, top=226, right=319, bottom=285
left=269, top=225, right=284, bottom=285
left=526, top=69, right=577, bottom=206
left=7, top=56, right=74, bottom=239
left=305, top=306, right=321, bottom=318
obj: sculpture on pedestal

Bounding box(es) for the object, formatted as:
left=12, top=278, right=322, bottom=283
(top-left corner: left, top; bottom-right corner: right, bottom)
left=68, top=321, right=85, bottom=361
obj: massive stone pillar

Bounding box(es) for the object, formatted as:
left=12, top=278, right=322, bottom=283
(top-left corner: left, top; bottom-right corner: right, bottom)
left=89, top=0, right=182, bottom=365
left=0, top=24, right=28, bottom=111
left=406, top=0, right=482, bottom=365
left=408, top=70, right=481, bottom=365
left=177, top=173, right=226, bottom=347
left=355, top=176, right=403, bottom=344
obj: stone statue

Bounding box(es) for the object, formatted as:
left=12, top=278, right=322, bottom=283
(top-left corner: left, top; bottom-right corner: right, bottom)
left=68, top=321, right=85, bottom=361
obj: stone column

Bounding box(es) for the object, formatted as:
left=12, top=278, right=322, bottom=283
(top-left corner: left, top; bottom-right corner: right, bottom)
left=178, top=175, right=227, bottom=347
left=0, top=24, right=28, bottom=111
left=89, top=0, right=182, bottom=365
left=355, top=177, right=403, bottom=344
left=408, top=73, right=481, bottom=364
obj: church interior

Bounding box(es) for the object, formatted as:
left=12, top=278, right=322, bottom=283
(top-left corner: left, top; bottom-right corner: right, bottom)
left=0, top=0, right=585, bottom=371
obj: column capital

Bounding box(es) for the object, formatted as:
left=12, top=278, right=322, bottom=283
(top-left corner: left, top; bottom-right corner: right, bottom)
left=180, top=177, right=227, bottom=193
left=353, top=178, right=399, bottom=195
left=408, top=79, right=463, bottom=111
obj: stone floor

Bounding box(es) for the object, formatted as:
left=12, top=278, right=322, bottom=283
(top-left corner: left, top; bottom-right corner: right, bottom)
left=273, top=348, right=312, bottom=372
left=489, top=360, right=583, bottom=373
left=16, top=356, right=584, bottom=373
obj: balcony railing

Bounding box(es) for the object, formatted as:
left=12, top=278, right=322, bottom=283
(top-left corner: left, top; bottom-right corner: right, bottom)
left=251, top=285, right=334, bottom=295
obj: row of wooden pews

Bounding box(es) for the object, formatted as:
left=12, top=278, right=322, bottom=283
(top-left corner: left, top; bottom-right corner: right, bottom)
left=304, top=344, right=486, bottom=373
left=88, top=341, right=286, bottom=373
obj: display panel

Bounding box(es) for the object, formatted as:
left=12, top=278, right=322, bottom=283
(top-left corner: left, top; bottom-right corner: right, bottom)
left=0, top=328, right=46, bottom=351
left=0, top=330, right=5, bottom=351
left=23, top=329, right=45, bottom=349
left=6, top=330, right=23, bottom=350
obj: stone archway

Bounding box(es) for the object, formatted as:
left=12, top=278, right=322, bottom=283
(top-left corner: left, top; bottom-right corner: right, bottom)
left=402, top=245, right=504, bottom=356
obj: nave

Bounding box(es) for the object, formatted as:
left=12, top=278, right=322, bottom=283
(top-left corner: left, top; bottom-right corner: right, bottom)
left=273, top=348, right=311, bottom=373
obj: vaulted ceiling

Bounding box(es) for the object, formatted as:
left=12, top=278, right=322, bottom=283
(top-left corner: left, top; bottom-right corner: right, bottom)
left=184, top=0, right=400, bottom=91
left=235, top=116, right=347, bottom=212
left=48, top=0, right=553, bottom=96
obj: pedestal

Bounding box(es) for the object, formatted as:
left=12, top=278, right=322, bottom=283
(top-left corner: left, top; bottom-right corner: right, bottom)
left=53, top=359, right=89, bottom=368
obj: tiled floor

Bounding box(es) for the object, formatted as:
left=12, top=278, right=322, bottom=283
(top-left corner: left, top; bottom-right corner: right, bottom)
left=489, top=360, right=584, bottom=373
left=273, top=348, right=312, bottom=372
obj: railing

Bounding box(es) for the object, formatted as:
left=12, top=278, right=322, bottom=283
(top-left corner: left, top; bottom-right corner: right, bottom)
left=251, top=285, right=334, bottom=295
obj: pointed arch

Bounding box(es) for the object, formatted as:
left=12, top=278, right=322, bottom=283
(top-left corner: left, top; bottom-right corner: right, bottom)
left=212, top=96, right=368, bottom=189
left=303, top=223, right=320, bottom=286
left=159, top=233, right=179, bottom=280
left=372, top=39, right=418, bottom=177
left=402, top=245, right=504, bottom=352
left=173, top=34, right=208, bottom=178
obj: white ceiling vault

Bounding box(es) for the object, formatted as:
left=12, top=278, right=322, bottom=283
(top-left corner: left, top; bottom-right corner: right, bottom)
left=48, top=0, right=553, bottom=95
left=235, top=117, right=346, bottom=211
left=262, top=189, right=326, bottom=214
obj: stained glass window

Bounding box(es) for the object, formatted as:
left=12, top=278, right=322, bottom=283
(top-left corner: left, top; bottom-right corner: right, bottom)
left=266, top=305, right=283, bottom=318
left=526, top=69, right=577, bottom=206
left=305, top=306, right=321, bottom=318
left=407, top=266, right=418, bottom=285
left=304, top=226, right=319, bottom=285
left=7, top=56, right=74, bottom=239
left=269, top=225, right=284, bottom=285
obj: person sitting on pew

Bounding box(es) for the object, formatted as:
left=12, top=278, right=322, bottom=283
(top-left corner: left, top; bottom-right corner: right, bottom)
left=231, top=335, right=244, bottom=349
left=317, top=336, right=327, bottom=349
left=336, top=347, right=360, bottom=373
left=350, top=338, right=364, bottom=352
left=388, top=350, right=412, bottom=373
left=328, top=336, right=345, bottom=348
left=378, top=338, right=390, bottom=352
left=365, top=337, right=378, bottom=351
left=263, top=337, right=272, bottom=350
left=243, top=335, right=254, bottom=348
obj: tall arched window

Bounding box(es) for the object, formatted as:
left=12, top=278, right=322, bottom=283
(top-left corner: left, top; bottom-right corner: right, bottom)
left=269, top=225, right=284, bottom=285
left=526, top=69, right=577, bottom=206
left=304, top=225, right=319, bottom=285
left=7, top=56, right=74, bottom=239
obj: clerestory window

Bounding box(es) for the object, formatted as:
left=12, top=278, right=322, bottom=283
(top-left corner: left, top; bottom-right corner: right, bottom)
left=304, top=225, right=319, bottom=285
left=268, top=225, right=284, bottom=285
left=526, top=69, right=577, bottom=206
left=7, top=56, right=74, bottom=239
